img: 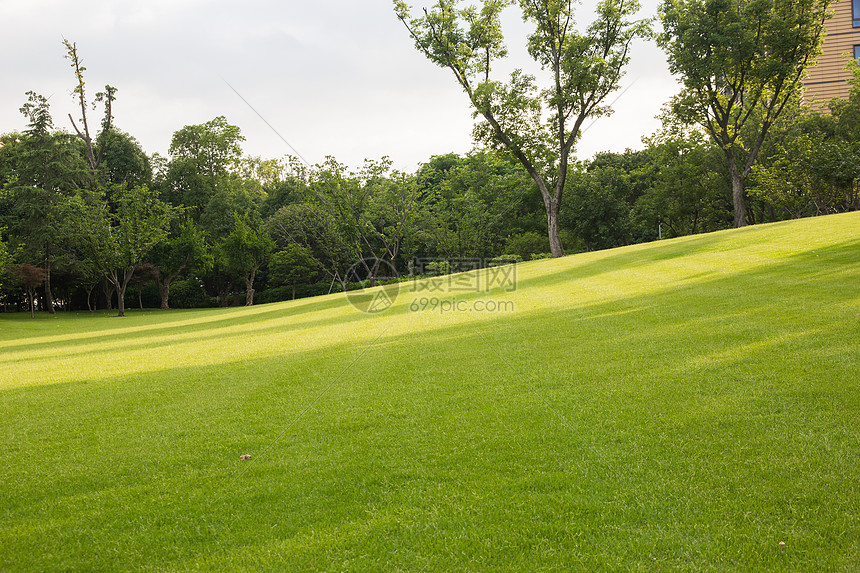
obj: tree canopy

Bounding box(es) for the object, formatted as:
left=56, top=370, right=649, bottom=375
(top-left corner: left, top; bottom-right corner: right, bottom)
left=395, top=0, right=651, bottom=257
left=658, top=0, right=831, bottom=226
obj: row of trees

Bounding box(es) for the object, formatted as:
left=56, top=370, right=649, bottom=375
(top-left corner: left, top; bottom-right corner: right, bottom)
left=394, top=0, right=831, bottom=251
left=1, top=0, right=858, bottom=315
left=3, top=89, right=856, bottom=315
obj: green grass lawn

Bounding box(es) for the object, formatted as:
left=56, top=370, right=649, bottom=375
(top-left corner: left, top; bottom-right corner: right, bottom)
left=1, top=212, right=859, bottom=571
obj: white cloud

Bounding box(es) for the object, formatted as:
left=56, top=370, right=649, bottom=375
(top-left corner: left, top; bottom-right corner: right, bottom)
left=0, top=0, right=679, bottom=171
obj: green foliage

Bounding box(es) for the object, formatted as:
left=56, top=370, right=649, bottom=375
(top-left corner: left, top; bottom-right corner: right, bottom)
left=424, top=260, right=452, bottom=275
left=396, top=0, right=651, bottom=256
left=488, top=253, right=522, bottom=264
left=562, top=169, right=632, bottom=251
left=161, top=117, right=249, bottom=223
left=0, top=236, right=10, bottom=291
left=166, top=278, right=211, bottom=309
left=218, top=214, right=275, bottom=305
left=751, top=132, right=860, bottom=217
left=65, top=184, right=174, bottom=316
left=658, top=0, right=831, bottom=225
left=426, top=150, right=535, bottom=259
left=98, top=128, right=152, bottom=188
left=150, top=218, right=211, bottom=278
left=168, top=116, right=244, bottom=178
left=199, top=177, right=264, bottom=240
left=504, top=231, right=549, bottom=260
left=269, top=244, right=319, bottom=291
left=266, top=201, right=353, bottom=286
left=633, top=125, right=732, bottom=238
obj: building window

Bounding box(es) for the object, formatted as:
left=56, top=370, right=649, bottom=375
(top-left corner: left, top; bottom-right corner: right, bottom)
left=856, top=45, right=860, bottom=61
left=855, top=0, right=860, bottom=27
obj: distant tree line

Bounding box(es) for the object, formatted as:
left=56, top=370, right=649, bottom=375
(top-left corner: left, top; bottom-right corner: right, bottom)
left=1, top=24, right=858, bottom=315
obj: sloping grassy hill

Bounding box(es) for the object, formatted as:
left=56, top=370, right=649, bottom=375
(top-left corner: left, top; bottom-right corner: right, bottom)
left=1, top=212, right=858, bottom=571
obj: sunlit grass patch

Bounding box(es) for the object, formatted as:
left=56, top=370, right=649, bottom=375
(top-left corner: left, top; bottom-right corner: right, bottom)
left=1, top=212, right=858, bottom=571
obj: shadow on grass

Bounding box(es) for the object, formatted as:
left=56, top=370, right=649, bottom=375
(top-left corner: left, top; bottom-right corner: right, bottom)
left=2, top=230, right=857, bottom=384
left=1, top=227, right=859, bottom=570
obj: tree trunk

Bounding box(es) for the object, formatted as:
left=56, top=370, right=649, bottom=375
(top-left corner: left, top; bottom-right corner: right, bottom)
left=116, top=284, right=127, bottom=317
left=245, top=266, right=258, bottom=306
left=102, top=280, right=114, bottom=310
left=159, top=281, right=171, bottom=310
left=113, top=269, right=133, bottom=317
left=729, top=161, right=748, bottom=228
left=546, top=198, right=564, bottom=258
left=156, top=258, right=188, bottom=311
left=44, top=251, right=56, bottom=315
left=245, top=277, right=255, bottom=306
left=292, top=283, right=296, bottom=300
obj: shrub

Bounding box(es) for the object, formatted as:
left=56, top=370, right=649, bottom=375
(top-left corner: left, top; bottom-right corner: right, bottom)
left=504, top=231, right=550, bottom=260
left=169, top=279, right=211, bottom=308
left=530, top=252, right=552, bottom=260
left=488, top=254, right=522, bottom=266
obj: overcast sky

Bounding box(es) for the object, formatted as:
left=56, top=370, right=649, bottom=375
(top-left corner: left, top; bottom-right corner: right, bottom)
left=0, top=0, right=680, bottom=172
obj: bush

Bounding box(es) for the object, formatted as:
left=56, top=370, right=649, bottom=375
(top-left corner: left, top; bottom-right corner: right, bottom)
left=488, top=254, right=522, bottom=266
left=169, top=279, right=211, bottom=308
left=255, top=281, right=333, bottom=304
left=530, top=252, right=552, bottom=260
left=504, top=231, right=550, bottom=260
left=425, top=261, right=451, bottom=276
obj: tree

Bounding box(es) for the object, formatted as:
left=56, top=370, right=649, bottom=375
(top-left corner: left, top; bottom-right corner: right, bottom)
left=658, top=0, right=831, bottom=227
left=265, top=202, right=354, bottom=291
left=99, top=128, right=152, bottom=188
left=425, top=150, right=533, bottom=259
left=4, top=92, right=85, bottom=314
left=395, top=0, right=650, bottom=257
left=11, top=264, right=47, bottom=318
left=63, top=39, right=116, bottom=182
left=751, top=132, right=860, bottom=217
left=269, top=244, right=319, bottom=300
left=633, top=127, right=732, bottom=238
left=219, top=215, right=274, bottom=306
left=163, top=117, right=245, bottom=219
left=67, top=184, right=173, bottom=317
left=149, top=218, right=211, bottom=310
left=0, top=233, right=12, bottom=292
left=561, top=168, right=632, bottom=251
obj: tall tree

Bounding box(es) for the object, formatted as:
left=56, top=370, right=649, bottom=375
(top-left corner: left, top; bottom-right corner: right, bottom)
left=658, top=0, right=831, bottom=227
left=63, top=39, right=116, bottom=182
left=0, top=233, right=12, bottom=293
left=395, top=0, right=650, bottom=257
left=66, top=185, right=173, bottom=317
left=5, top=92, right=84, bottom=314
left=149, top=218, right=212, bottom=310
left=163, top=117, right=245, bottom=219
left=219, top=215, right=274, bottom=306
